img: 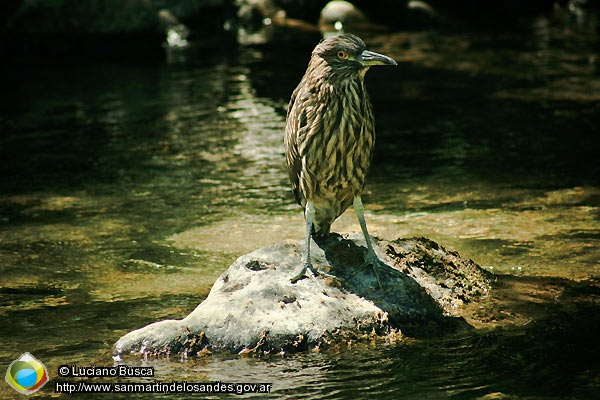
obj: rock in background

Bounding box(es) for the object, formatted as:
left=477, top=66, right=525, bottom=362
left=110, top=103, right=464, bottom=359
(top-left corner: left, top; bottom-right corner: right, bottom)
left=4, top=0, right=596, bottom=59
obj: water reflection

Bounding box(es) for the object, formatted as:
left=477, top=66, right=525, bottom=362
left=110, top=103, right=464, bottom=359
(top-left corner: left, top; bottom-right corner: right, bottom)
left=1, top=7, right=599, bottom=399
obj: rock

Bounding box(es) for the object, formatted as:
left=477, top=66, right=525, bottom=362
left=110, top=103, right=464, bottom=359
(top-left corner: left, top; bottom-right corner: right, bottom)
left=114, top=234, right=491, bottom=358
left=158, top=9, right=190, bottom=48
left=319, top=1, right=369, bottom=33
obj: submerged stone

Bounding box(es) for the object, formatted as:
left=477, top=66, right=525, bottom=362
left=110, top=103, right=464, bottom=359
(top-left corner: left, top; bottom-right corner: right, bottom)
left=114, top=234, right=491, bottom=357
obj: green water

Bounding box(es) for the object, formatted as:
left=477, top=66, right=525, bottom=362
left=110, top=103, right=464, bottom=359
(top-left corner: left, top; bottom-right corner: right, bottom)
left=1, top=8, right=599, bottom=399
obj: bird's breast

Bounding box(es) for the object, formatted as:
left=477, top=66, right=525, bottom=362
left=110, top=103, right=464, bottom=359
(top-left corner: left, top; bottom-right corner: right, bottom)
left=302, top=81, right=375, bottom=201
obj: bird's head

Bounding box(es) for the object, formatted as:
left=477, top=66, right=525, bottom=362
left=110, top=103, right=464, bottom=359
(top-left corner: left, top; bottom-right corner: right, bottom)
left=311, top=34, right=397, bottom=79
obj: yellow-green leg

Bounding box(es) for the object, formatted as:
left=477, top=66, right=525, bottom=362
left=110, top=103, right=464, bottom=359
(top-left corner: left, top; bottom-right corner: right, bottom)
left=290, top=201, right=336, bottom=283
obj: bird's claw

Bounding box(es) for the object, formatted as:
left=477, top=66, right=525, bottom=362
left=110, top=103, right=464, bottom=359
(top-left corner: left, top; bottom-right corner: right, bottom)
left=291, top=262, right=337, bottom=284
left=352, top=252, right=403, bottom=288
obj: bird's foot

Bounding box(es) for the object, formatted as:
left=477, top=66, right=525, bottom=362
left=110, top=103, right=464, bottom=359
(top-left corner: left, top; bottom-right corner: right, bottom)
left=290, top=262, right=337, bottom=284
left=352, top=251, right=403, bottom=289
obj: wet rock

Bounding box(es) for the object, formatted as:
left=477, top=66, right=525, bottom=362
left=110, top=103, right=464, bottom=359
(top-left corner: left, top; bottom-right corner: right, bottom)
left=405, top=1, right=438, bottom=28
left=158, top=9, right=190, bottom=48
left=236, top=0, right=282, bottom=29
left=319, top=1, right=369, bottom=34
left=114, top=234, right=491, bottom=358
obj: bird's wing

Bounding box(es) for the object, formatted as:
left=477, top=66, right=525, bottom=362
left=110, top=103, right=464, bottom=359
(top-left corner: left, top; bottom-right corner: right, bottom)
left=285, top=87, right=304, bottom=205
left=285, top=83, right=323, bottom=205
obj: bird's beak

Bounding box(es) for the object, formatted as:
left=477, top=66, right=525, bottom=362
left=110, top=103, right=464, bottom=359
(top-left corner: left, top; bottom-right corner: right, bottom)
left=357, top=50, right=397, bottom=66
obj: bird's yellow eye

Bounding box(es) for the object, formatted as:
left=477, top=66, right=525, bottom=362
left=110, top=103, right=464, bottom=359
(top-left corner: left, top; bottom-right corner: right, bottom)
left=337, top=51, right=348, bottom=60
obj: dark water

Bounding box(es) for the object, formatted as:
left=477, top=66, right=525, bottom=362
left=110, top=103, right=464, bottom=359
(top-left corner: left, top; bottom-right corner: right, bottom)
left=1, top=7, right=599, bottom=399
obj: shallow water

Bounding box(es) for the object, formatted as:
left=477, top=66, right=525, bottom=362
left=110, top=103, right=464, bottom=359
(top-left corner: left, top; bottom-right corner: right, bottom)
left=1, top=7, right=599, bottom=399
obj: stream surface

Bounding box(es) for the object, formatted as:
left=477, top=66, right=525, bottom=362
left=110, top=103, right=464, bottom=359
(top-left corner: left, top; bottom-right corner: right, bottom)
left=1, top=8, right=599, bottom=399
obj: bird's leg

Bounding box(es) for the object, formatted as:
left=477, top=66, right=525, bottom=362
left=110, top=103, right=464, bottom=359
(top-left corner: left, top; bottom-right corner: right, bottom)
left=290, top=201, right=336, bottom=283
left=290, top=206, right=316, bottom=283
left=352, top=196, right=400, bottom=287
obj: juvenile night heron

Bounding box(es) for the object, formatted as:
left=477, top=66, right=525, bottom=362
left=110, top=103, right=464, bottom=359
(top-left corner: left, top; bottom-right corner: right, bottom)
left=285, top=34, right=397, bottom=284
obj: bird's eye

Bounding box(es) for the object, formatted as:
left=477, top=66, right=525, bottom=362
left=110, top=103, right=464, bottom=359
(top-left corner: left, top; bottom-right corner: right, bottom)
left=337, top=51, right=348, bottom=60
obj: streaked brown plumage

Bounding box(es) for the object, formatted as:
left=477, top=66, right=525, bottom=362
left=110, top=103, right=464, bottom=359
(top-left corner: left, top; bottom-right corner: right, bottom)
left=285, top=34, right=397, bottom=283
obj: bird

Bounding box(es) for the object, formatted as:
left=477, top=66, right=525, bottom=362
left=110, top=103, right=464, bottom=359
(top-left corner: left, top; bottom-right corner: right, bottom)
left=284, top=34, right=397, bottom=284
